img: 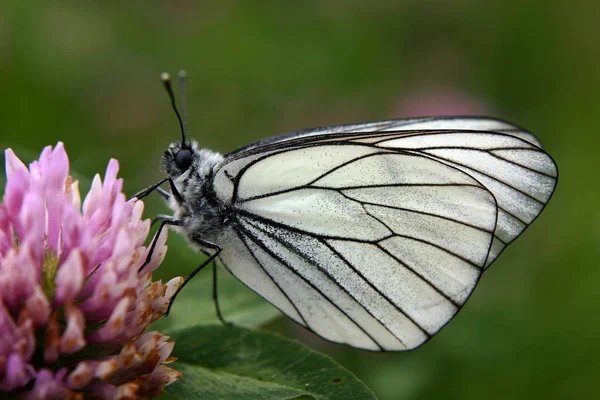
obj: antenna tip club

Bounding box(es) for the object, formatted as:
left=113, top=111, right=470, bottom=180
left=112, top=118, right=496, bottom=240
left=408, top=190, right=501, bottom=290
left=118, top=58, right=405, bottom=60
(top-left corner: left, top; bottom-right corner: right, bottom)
left=160, top=72, right=170, bottom=82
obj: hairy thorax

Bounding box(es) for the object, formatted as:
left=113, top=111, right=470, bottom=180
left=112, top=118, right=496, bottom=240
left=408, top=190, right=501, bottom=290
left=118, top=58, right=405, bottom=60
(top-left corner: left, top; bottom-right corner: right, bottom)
left=164, top=143, right=228, bottom=246
left=169, top=181, right=227, bottom=244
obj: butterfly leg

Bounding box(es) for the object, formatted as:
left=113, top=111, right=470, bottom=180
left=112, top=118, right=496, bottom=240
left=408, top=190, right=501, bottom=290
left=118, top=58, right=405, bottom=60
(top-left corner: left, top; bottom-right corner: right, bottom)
left=165, top=239, right=223, bottom=316
left=151, top=214, right=175, bottom=227
left=133, top=177, right=183, bottom=202
left=138, top=216, right=183, bottom=274
left=155, top=187, right=172, bottom=201
left=212, top=259, right=232, bottom=326
left=133, top=177, right=169, bottom=200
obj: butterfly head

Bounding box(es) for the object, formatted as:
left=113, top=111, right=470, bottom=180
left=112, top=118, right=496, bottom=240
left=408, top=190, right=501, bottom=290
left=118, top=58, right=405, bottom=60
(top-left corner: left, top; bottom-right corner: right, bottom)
left=162, top=139, right=224, bottom=205
left=163, top=139, right=223, bottom=178
left=163, top=141, right=193, bottom=177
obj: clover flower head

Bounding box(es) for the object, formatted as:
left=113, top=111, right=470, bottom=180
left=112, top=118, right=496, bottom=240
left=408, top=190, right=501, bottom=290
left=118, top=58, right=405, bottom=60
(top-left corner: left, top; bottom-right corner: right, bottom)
left=0, top=143, right=183, bottom=399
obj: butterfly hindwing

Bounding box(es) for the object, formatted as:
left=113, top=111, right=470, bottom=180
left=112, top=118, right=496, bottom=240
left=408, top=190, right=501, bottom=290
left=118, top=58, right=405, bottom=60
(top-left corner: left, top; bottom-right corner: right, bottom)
left=218, top=119, right=557, bottom=267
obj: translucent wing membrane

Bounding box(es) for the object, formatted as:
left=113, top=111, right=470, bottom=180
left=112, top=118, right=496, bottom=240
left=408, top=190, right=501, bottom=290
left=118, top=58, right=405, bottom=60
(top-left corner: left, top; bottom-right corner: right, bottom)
left=212, top=117, right=557, bottom=350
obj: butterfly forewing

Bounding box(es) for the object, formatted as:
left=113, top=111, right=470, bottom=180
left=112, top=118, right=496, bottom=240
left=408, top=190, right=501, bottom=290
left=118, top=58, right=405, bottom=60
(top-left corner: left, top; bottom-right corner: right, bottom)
left=213, top=137, right=505, bottom=350
left=196, top=117, right=557, bottom=351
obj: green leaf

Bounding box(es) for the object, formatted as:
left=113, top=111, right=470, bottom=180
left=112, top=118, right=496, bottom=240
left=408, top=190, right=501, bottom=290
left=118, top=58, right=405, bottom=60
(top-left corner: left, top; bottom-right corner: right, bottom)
left=164, top=325, right=376, bottom=400
left=151, top=271, right=282, bottom=332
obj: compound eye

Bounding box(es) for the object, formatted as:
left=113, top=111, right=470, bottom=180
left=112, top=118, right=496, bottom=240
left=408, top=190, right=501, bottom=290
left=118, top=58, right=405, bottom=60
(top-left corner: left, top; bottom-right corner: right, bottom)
left=174, top=148, right=192, bottom=171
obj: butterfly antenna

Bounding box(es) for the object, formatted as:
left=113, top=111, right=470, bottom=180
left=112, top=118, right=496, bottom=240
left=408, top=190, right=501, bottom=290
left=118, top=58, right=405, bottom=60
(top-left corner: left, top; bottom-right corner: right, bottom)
left=161, top=72, right=187, bottom=148
left=178, top=70, right=188, bottom=139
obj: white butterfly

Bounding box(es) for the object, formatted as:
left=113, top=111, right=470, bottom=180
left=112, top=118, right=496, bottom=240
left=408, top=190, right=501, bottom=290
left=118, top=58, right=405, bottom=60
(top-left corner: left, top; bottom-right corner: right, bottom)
left=137, top=73, right=557, bottom=351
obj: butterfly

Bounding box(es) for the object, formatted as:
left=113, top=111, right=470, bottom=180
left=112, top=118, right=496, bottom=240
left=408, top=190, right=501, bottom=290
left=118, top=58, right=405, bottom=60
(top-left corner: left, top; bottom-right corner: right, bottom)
left=136, top=72, right=558, bottom=351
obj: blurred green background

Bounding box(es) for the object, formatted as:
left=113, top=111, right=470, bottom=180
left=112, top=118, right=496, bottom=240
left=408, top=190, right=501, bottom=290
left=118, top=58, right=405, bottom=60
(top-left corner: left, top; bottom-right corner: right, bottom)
left=1, top=1, right=598, bottom=399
